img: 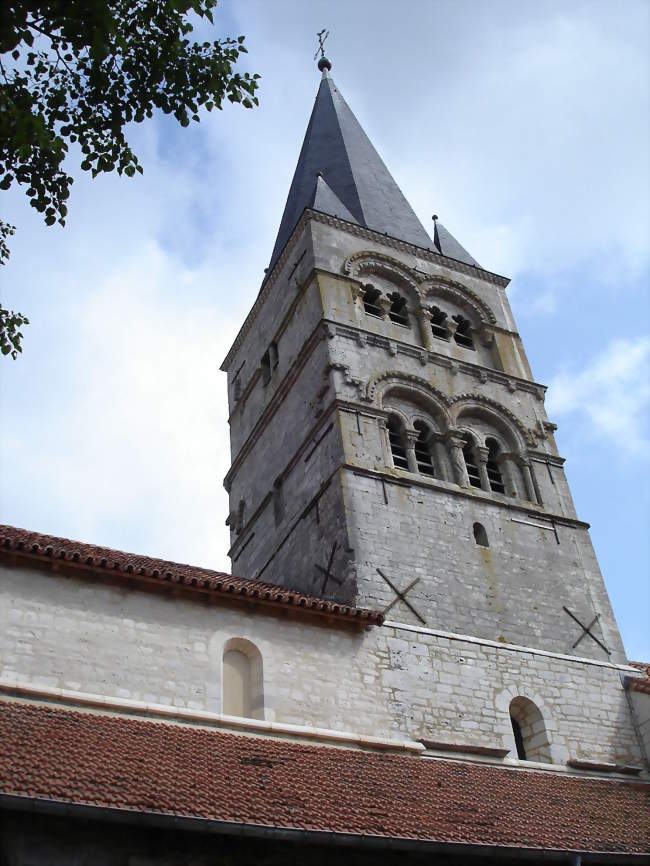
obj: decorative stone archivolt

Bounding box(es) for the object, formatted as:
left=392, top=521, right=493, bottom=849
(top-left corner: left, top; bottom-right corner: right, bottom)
left=450, top=394, right=537, bottom=448
left=367, top=371, right=451, bottom=417
left=419, top=277, right=497, bottom=326
left=344, top=250, right=420, bottom=294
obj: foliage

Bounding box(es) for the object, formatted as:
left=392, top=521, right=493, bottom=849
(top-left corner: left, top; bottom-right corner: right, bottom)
left=1, top=218, right=29, bottom=359
left=0, top=0, right=260, bottom=358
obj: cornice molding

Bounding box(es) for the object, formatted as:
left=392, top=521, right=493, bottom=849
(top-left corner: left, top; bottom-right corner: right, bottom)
left=328, top=320, right=547, bottom=400
left=314, top=210, right=510, bottom=287
left=345, top=463, right=588, bottom=530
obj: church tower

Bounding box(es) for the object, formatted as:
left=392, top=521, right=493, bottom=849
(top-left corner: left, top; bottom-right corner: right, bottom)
left=221, top=56, right=625, bottom=666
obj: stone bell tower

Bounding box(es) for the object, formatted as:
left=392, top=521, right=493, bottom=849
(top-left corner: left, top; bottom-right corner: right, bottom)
left=221, top=56, right=626, bottom=665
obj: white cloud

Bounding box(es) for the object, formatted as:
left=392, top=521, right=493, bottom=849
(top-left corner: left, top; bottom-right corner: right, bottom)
left=546, top=337, right=650, bottom=456
left=1, top=238, right=238, bottom=571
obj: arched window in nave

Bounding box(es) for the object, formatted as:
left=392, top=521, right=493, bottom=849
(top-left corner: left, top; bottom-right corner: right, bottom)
left=222, top=639, right=264, bottom=720
left=509, top=697, right=552, bottom=763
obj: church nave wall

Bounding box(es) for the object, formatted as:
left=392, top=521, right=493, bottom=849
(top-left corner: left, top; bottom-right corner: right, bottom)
left=0, top=561, right=641, bottom=772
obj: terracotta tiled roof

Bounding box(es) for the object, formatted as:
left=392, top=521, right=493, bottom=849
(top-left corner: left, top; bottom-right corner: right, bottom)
left=1, top=700, right=648, bottom=854
left=629, top=662, right=650, bottom=695
left=0, top=525, right=382, bottom=626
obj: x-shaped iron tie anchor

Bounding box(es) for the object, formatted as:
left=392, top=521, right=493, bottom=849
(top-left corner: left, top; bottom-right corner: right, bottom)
left=315, top=541, right=345, bottom=594
left=562, top=607, right=610, bottom=656
left=377, top=568, right=426, bottom=625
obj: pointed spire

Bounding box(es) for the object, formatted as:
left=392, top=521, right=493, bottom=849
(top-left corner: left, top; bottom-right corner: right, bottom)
left=267, top=67, right=478, bottom=275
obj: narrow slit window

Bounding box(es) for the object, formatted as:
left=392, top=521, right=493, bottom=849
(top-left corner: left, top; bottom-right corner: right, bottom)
left=453, top=314, right=474, bottom=349
left=430, top=306, right=449, bottom=340
left=260, top=350, right=271, bottom=386
left=363, top=286, right=383, bottom=317
left=473, top=522, right=489, bottom=547
left=463, top=440, right=482, bottom=488
left=486, top=438, right=505, bottom=494
left=388, top=293, right=409, bottom=326
left=388, top=416, right=409, bottom=470
left=269, top=341, right=279, bottom=369
left=413, top=421, right=435, bottom=477
left=273, top=479, right=285, bottom=526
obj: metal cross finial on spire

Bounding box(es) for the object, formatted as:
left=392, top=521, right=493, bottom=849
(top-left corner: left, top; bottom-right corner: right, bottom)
left=314, top=29, right=329, bottom=60
left=314, top=29, right=332, bottom=72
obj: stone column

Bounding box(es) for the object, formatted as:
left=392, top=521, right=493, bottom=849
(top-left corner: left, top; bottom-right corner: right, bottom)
left=447, top=432, right=470, bottom=488
left=518, top=457, right=538, bottom=504
left=478, top=324, right=495, bottom=347
left=498, top=453, right=519, bottom=498
left=416, top=306, right=435, bottom=351
left=404, top=429, right=420, bottom=474
left=377, top=295, right=392, bottom=320
left=349, top=283, right=367, bottom=327
left=378, top=418, right=391, bottom=467
left=433, top=437, right=449, bottom=481
left=476, top=445, right=491, bottom=492
left=445, top=316, right=458, bottom=342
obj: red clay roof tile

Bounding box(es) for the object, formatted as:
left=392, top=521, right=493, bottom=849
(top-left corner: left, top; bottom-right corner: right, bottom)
left=0, top=525, right=382, bottom=626
left=629, top=662, right=650, bottom=695
left=0, top=700, right=648, bottom=854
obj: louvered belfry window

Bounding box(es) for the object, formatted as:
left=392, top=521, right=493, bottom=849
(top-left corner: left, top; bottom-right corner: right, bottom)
left=363, top=286, right=383, bottom=317
left=430, top=305, right=449, bottom=340
left=388, top=416, right=409, bottom=470
left=486, top=438, right=505, bottom=494
left=453, top=314, right=474, bottom=349
left=388, top=293, right=409, bottom=326
left=463, top=439, right=482, bottom=488
left=413, top=421, right=435, bottom=477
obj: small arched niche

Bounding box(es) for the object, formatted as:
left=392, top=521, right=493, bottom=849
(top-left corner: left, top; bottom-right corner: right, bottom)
left=473, top=522, right=489, bottom=547
left=222, top=638, right=264, bottom=720
left=509, top=696, right=551, bottom=763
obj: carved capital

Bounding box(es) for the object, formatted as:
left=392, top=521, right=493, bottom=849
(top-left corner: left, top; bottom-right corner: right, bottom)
left=478, top=324, right=495, bottom=346
left=377, top=295, right=392, bottom=318
left=404, top=429, right=420, bottom=448
left=445, top=317, right=459, bottom=337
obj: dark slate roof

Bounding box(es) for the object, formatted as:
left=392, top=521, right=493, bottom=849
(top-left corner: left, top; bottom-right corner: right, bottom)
left=268, top=69, right=479, bottom=274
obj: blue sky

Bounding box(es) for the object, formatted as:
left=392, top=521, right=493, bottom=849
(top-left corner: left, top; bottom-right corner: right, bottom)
left=1, top=0, right=648, bottom=659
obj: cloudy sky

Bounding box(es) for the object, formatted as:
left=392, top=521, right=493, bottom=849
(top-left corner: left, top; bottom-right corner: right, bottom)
left=1, top=0, right=648, bottom=659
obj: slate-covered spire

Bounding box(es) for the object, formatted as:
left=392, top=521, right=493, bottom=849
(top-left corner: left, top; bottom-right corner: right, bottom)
left=267, top=62, right=478, bottom=273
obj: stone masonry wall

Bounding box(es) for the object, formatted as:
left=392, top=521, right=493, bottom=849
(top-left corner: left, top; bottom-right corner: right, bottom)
left=0, top=562, right=643, bottom=769
left=342, top=466, right=625, bottom=663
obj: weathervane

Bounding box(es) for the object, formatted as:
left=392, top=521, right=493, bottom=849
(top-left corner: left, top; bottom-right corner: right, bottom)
left=314, top=29, right=330, bottom=61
